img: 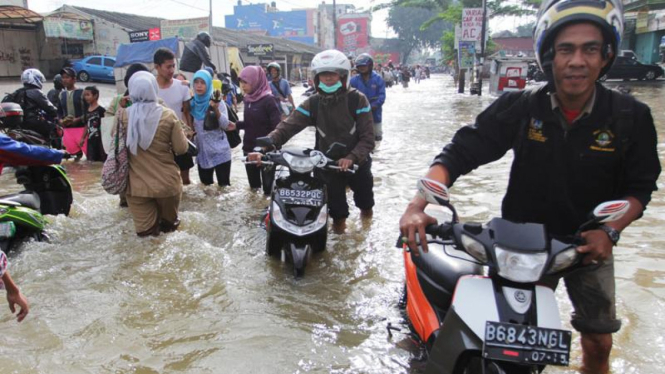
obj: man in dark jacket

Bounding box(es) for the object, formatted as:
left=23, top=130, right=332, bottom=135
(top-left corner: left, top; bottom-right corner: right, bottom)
left=400, top=2, right=660, bottom=373
left=179, top=32, right=216, bottom=80
left=248, top=49, right=375, bottom=232
left=3, top=69, right=59, bottom=140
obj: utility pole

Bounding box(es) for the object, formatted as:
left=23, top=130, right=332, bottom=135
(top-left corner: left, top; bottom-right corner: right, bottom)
left=477, top=0, right=487, bottom=96
left=209, top=0, right=213, bottom=34
left=333, top=0, right=337, bottom=49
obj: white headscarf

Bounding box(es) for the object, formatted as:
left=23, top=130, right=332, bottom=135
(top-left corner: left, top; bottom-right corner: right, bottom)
left=126, top=71, right=163, bottom=156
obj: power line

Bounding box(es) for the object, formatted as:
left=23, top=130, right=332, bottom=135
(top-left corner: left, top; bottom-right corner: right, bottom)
left=164, top=0, right=209, bottom=13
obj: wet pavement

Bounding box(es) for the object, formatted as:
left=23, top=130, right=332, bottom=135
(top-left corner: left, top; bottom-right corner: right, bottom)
left=0, top=75, right=663, bottom=373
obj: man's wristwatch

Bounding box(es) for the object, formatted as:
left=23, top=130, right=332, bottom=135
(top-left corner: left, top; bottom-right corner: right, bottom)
left=599, top=225, right=620, bottom=245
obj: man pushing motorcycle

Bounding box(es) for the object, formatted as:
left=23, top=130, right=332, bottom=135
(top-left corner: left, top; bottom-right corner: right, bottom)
left=399, top=1, right=660, bottom=373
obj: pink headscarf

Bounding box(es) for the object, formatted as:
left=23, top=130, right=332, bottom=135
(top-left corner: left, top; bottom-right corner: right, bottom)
left=239, top=66, right=273, bottom=103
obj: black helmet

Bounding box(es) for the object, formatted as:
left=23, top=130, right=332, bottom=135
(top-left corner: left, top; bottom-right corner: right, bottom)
left=534, top=0, right=624, bottom=80
left=354, top=53, right=374, bottom=71
left=196, top=31, right=212, bottom=47
left=53, top=74, right=64, bottom=90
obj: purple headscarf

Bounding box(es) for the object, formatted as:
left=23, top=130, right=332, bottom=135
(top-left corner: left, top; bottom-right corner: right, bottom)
left=239, top=66, right=272, bottom=103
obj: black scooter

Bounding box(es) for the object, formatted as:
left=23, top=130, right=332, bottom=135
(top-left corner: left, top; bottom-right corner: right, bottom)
left=244, top=137, right=355, bottom=277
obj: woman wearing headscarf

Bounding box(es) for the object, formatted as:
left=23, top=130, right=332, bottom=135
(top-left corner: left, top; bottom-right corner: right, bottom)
left=189, top=69, right=235, bottom=186
left=121, top=71, right=189, bottom=236
left=236, top=65, right=281, bottom=195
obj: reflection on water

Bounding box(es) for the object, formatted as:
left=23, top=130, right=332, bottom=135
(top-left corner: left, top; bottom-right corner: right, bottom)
left=0, top=76, right=663, bottom=373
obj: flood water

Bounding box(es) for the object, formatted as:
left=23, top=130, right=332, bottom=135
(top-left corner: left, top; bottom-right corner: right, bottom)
left=0, top=75, right=663, bottom=374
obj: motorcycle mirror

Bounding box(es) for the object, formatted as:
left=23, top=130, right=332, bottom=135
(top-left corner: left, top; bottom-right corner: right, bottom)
left=256, top=136, right=274, bottom=148
left=417, top=178, right=450, bottom=205
left=325, top=142, right=347, bottom=159
left=417, top=178, right=460, bottom=223
left=591, top=200, right=631, bottom=223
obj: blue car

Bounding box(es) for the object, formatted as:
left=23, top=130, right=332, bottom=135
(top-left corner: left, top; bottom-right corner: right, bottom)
left=72, top=55, right=116, bottom=83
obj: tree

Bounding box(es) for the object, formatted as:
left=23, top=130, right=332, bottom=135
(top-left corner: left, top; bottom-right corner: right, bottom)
left=386, top=5, right=453, bottom=64
left=380, top=0, right=542, bottom=63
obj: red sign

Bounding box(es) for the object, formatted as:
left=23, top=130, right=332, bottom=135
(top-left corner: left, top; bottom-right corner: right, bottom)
left=337, top=17, right=369, bottom=55
left=149, top=27, right=161, bottom=41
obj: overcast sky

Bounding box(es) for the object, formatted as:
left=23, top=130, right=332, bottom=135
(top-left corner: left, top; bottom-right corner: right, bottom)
left=30, top=0, right=533, bottom=39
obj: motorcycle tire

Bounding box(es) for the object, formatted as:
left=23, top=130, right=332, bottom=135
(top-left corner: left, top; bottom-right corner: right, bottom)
left=311, top=228, right=327, bottom=252
left=265, top=228, right=283, bottom=257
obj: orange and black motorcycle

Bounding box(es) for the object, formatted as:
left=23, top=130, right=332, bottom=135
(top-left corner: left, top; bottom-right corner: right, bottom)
left=400, top=178, right=630, bottom=374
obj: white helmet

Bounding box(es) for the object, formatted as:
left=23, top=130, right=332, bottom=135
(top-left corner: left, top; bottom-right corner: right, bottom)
left=310, top=49, right=352, bottom=89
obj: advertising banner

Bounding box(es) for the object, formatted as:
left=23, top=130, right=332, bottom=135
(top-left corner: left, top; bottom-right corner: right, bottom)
left=247, top=43, right=274, bottom=58
left=458, top=41, right=476, bottom=69
left=461, top=8, right=483, bottom=41
left=337, top=16, right=370, bottom=55
left=160, top=17, right=210, bottom=40
left=129, top=30, right=150, bottom=43
left=149, top=28, right=161, bottom=41
left=43, top=18, right=94, bottom=40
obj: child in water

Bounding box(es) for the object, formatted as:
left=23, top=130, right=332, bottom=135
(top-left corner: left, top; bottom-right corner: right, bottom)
left=79, top=86, right=106, bottom=162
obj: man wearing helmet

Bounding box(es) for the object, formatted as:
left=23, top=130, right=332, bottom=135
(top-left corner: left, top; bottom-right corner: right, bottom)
left=267, top=62, right=295, bottom=117
left=351, top=53, right=386, bottom=141
left=180, top=32, right=217, bottom=81
left=2, top=69, right=59, bottom=141
left=399, top=1, right=660, bottom=373
left=248, top=49, right=375, bottom=232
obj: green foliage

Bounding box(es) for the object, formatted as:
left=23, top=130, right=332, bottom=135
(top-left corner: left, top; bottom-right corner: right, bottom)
left=387, top=5, right=453, bottom=63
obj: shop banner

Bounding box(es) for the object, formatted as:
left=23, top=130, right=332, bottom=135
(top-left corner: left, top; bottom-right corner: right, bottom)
left=462, top=8, right=483, bottom=41
left=247, top=43, right=274, bottom=57
left=337, top=16, right=370, bottom=55
left=458, top=41, right=476, bottom=69
left=43, top=18, right=94, bottom=40
left=129, top=28, right=161, bottom=43
left=160, top=17, right=210, bottom=40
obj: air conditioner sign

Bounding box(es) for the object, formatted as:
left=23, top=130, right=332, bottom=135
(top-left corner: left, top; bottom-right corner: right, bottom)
left=247, top=44, right=274, bottom=57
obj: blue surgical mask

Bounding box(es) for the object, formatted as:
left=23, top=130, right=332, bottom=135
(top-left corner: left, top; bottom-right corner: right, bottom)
left=318, top=81, right=342, bottom=94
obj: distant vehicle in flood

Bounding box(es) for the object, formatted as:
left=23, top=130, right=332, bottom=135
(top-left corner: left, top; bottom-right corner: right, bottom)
left=600, top=56, right=664, bottom=81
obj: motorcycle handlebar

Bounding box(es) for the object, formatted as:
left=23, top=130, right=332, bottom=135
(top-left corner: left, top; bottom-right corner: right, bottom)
left=326, top=164, right=358, bottom=174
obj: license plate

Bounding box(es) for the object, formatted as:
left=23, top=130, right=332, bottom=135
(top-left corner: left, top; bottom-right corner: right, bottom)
left=0, top=222, right=16, bottom=240
left=483, top=321, right=572, bottom=366
left=277, top=189, right=324, bottom=207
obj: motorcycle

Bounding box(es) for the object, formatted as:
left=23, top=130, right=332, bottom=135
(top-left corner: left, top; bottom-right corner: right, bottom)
left=527, top=62, right=547, bottom=82
left=0, top=103, right=73, bottom=253
left=400, top=178, right=630, bottom=374
left=244, top=137, right=356, bottom=277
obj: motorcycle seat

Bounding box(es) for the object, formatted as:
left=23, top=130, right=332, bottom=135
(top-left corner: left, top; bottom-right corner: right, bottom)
left=0, top=192, right=41, bottom=211
left=413, top=244, right=482, bottom=294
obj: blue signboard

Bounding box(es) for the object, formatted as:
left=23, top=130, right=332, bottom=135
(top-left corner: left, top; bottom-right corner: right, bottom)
left=225, top=4, right=314, bottom=45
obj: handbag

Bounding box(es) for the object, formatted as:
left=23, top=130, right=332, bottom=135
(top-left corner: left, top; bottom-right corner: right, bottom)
left=101, top=114, right=129, bottom=195
left=224, top=102, right=241, bottom=149
left=203, top=107, right=219, bottom=131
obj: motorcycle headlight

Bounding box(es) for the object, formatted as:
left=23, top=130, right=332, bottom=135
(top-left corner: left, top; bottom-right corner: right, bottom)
left=495, top=246, right=547, bottom=283
left=271, top=202, right=327, bottom=237
left=282, top=153, right=316, bottom=174
left=461, top=234, right=488, bottom=263
left=548, top=247, right=579, bottom=274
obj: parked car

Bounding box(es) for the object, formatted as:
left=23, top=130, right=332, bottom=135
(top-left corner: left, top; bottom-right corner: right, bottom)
left=601, top=56, right=664, bottom=81
left=618, top=50, right=638, bottom=60
left=71, top=55, right=116, bottom=83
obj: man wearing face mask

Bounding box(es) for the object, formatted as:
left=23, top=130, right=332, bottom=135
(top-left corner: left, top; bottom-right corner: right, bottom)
left=248, top=49, right=375, bottom=232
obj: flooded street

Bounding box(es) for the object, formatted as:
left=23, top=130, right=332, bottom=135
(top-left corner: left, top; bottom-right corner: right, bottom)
left=1, top=75, right=664, bottom=374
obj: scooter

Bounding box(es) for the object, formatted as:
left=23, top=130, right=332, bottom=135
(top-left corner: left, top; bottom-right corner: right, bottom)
left=0, top=103, right=73, bottom=253
left=244, top=137, right=356, bottom=277
left=400, top=178, right=630, bottom=374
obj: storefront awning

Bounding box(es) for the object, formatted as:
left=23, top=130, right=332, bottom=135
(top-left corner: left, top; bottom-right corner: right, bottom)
left=0, top=5, right=43, bottom=24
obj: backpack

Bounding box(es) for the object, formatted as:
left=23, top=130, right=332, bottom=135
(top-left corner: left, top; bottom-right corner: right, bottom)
left=2, top=87, right=27, bottom=108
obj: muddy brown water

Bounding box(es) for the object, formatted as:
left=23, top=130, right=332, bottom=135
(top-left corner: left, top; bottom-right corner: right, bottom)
left=0, top=76, right=663, bottom=373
